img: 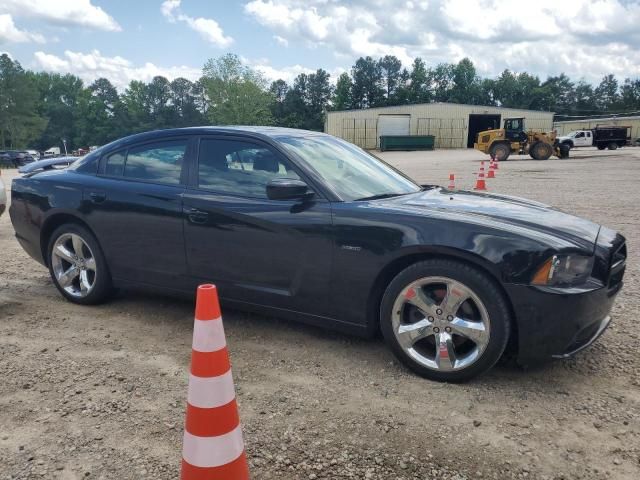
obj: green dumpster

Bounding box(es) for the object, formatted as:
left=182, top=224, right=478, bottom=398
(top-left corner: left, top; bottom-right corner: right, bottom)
left=379, top=135, right=435, bottom=152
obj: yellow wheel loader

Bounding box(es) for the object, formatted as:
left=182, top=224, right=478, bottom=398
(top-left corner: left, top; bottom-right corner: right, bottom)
left=474, top=117, right=570, bottom=161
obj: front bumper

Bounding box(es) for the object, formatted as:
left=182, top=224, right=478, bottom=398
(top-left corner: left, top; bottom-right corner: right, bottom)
left=505, top=281, right=621, bottom=365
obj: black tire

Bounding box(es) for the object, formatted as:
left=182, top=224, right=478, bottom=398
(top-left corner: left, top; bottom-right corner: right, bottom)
left=597, top=144, right=606, bottom=150
left=608, top=142, right=618, bottom=150
left=380, top=259, right=511, bottom=383
left=47, top=223, right=113, bottom=305
left=530, top=141, right=553, bottom=160
left=562, top=140, right=574, bottom=149
left=489, top=142, right=510, bottom=161
left=559, top=144, right=570, bottom=159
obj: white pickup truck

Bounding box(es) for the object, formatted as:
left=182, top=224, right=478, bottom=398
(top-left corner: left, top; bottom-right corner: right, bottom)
left=558, top=126, right=631, bottom=150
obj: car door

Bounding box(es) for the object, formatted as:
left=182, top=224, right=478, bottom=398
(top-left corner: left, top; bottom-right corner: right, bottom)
left=84, top=136, right=193, bottom=288
left=574, top=131, right=587, bottom=146
left=585, top=130, right=593, bottom=146
left=182, top=135, right=333, bottom=316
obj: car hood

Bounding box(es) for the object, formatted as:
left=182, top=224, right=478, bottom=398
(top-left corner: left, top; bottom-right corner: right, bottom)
left=378, top=188, right=600, bottom=250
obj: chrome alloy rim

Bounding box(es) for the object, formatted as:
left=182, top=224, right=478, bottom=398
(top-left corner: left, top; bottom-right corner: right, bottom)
left=51, top=233, right=96, bottom=298
left=391, top=276, right=490, bottom=372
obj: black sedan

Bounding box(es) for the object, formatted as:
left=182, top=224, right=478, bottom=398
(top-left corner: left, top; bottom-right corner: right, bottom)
left=9, top=127, right=626, bottom=382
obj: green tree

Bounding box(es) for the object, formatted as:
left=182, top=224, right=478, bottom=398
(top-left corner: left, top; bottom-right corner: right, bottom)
left=572, top=80, right=597, bottom=115
left=430, top=63, right=454, bottom=102
left=620, top=78, right=640, bottom=111
left=269, top=79, right=289, bottom=126
left=332, top=73, right=353, bottom=110
left=351, top=56, right=384, bottom=108
left=0, top=54, right=46, bottom=148
left=32, top=72, right=84, bottom=150
left=202, top=53, right=273, bottom=125
left=378, top=55, right=402, bottom=105
left=75, top=77, right=125, bottom=146
left=450, top=58, right=479, bottom=104
left=594, top=74, right=619, bottom=111
left=408, top=58, right=430, bottom=103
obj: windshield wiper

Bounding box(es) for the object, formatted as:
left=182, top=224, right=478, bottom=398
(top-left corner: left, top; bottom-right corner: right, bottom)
left=355, top=192, right=406, bottom=201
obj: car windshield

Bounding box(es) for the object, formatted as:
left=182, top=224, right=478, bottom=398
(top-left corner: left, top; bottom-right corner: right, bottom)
left=276, top=135, right=422, bottom=201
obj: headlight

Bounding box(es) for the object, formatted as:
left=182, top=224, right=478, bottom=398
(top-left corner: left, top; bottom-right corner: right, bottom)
left=532, top=254, right=594, bottom=286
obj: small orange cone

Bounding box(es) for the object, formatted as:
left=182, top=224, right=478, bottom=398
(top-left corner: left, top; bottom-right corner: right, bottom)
left=448, top=173, right=455, bottom=190
left=491, top=153, right=499, bottom=170
left=181, top=285, right=250, bottom=480
left=487, top=160, right=495, bottom=178
left=474, top=162, right=487, bottom=191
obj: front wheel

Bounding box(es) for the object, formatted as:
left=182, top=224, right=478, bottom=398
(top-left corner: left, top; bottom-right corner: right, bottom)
left=530, top=141, right=553, bottom=160
left=47, top=223, right=113, bottom=305
left=380, top=260, right=511, bottom=382
left=489, top=142, right=510, bottom=161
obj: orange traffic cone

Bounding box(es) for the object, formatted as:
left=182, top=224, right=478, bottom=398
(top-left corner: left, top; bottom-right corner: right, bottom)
left=474, top=162, right=487, bottom=191
left=487, top=160, right=495, bottom=178
left=492, top=154, right=499, bottom=170
left=448, top=173, right=455, bottom=190
left=181, top=285, right=250, bottom=480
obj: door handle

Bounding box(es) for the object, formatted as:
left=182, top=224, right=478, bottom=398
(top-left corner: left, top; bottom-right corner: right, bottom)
left=88, top=191, right=106, bottom=203
left=187, top=208, right=208, bottom=224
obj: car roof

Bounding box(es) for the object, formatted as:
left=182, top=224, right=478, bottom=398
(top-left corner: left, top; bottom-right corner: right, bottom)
left=101, top=126, right=328, bottom=151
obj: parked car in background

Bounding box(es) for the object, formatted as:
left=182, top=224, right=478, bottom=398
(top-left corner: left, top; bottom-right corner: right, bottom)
left=0, top=151, right=34, bottom=168
left=25, top=150, right=41, bottom=160
left=0, top=171, right=6, bottom=217
left=0, top=152, right=11, bottom=168
left=559, top=126, right=631, bottom=150
left=9, top=127, right=626, bottom=382
left=44, top=146, right=61, bottom=157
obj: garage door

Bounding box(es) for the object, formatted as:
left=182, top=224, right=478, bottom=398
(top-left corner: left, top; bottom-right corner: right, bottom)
left=377, top=115, right=410, bottom=143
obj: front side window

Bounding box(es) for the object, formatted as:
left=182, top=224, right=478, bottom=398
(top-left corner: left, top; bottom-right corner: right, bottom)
left=105, top=151, right=125, bottom=176
left=198, top=138, right=300, bottom=198
left=123, top=140, right=187, bottom=185
left=575, top=132, right=585, bottom=138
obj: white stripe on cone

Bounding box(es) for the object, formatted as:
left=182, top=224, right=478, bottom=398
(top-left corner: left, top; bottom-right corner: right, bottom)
left=187, top=371, right=236, bottom=409
left=182, top=425, right=245, bottom=468
left=192, top=318, right=226, bottom=352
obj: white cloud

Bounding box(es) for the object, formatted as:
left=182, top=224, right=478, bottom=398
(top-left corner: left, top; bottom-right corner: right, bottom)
left=250, top=59, right=345, bottom=84
left=273, top=35, right=288, bottom=47
left=253, top=63, right=315, bottom=83
left=161, top=0, right=232, bottom=47
left=0, top=0, right=120, bottom=32
left=243, top=0, right=640, bottom=83
left=0, top=14, right=45, bottom=44
left=33, top=49, right=201, bottom=90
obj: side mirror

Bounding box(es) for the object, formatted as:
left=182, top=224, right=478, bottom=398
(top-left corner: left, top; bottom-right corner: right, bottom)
left=266, top=178, right=313, bottom=201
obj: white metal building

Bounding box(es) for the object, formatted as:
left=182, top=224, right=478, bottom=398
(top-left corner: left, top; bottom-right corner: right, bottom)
left=325, top=102, right=555, bottom=149
left=554, top=116, right=640, bottom=141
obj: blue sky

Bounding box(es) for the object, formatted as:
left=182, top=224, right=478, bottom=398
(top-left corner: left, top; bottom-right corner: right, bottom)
left=1, top=1, right=640, bottom=90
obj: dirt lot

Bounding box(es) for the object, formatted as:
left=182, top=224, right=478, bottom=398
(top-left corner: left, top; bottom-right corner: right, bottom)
left=1, top=147, right=639, bottom=479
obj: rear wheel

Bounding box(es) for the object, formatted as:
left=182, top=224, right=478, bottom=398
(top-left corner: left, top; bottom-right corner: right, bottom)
left=530, top=141, right=553, bottom=160
left=489, top=142, right=510, bottom=161
left=597, top=144, right=606, bottom=150
left=47, top=224, right=113, bottom=305
left=380, top=259, right=511, bottom=382
left=608, top=142, right=618, bottom=150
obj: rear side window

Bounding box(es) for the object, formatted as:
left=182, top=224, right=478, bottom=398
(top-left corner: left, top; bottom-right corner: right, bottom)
left=124, top=140, right=187, bottom=185
left=105, top=151, right=125, bottom=176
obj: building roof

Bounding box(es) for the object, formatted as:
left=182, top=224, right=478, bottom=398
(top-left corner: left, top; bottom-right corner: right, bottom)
left=554, top=115, right=640, bottom=124
left=327, top=102, right=554, bottom=115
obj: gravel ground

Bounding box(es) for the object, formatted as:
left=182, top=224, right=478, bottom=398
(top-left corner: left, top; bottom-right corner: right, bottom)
left=1, top=147, right=639, bottom=480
